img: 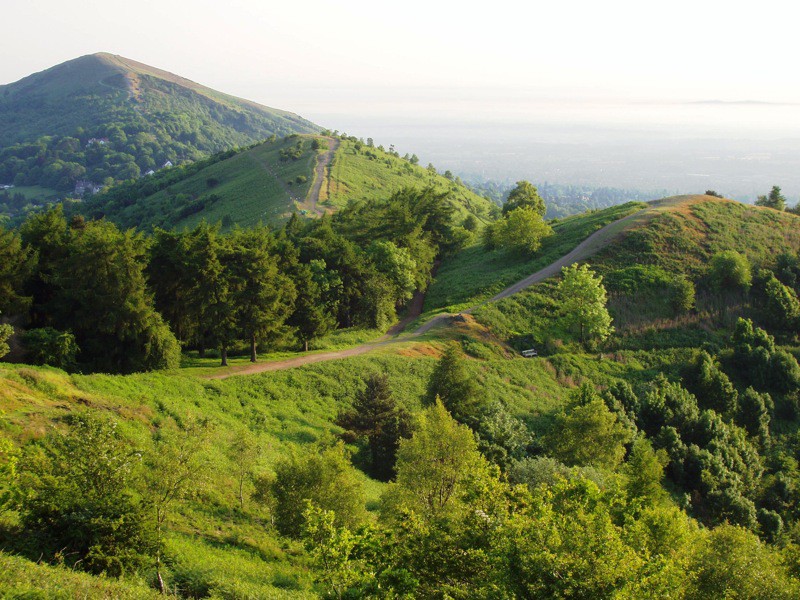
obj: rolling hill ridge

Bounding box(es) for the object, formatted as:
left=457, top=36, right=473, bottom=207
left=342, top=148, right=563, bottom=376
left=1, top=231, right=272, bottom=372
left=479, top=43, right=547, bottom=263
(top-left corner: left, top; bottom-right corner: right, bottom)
left=0, top=53, right=319, bottom=207
left=81, top=134, right=498, bottom=230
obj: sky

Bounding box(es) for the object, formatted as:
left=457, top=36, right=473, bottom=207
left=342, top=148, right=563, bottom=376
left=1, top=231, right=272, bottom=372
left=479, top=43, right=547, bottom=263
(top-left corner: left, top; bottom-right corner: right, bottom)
left=2, top=0, right=799, bottom=112
left=3, top=0, right=800, bottom=198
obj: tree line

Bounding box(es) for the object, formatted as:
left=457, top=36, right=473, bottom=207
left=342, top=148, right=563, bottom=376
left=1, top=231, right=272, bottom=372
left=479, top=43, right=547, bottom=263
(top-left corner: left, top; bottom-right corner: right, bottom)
left=0, top=186, right=474, bottom=372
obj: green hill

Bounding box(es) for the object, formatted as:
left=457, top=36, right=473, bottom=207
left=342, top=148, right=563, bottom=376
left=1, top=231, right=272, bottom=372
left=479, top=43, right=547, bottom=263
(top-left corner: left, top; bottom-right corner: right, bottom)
left=4, top=196, right=800, bottom=597
left=81, top=134, right=497, bottom=231
left=0, top=53, right=318, bottom=210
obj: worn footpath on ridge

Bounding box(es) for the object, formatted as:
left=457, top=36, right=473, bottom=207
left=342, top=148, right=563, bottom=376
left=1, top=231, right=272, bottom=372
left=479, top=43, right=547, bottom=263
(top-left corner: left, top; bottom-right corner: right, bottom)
left=209, top=196, right=696, bottom=379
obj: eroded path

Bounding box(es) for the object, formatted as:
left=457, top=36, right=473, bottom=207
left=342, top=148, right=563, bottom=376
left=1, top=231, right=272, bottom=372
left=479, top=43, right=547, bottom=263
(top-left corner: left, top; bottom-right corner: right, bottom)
left=209, top=196, right=699, bottom=378
left=305, top=137, right=340, bottom=214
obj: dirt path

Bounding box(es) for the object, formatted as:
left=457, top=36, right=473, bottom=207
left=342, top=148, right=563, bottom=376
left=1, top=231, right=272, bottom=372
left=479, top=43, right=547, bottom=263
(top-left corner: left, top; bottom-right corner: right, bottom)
left=208, top=197, right=697, bottom=378
left=305, top=138, right=340, bottom=214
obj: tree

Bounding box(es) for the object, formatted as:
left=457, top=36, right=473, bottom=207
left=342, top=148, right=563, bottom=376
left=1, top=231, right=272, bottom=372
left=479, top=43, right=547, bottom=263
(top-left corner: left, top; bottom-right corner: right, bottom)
left=758, top=271, right=800, bottom=330
left=426, top=343, right=483, bottom=426
left=0, top=226, right=35, bottom=316
left=0, top=322, right=11, bottom=359
left=144, top=417, right=213, bottom=592
left=685, top=351, right=739, bottom=416
left=386, top=400, right=491, bottom=517
left=709, top=250, right=752, bottom=292
left=557, top=263, right=614, bottom=346
left=367, top=240, right=417, bottom=305
left=503, top=180, right=546, bottom=216
left=624, top=437, right=668, bottom=503
left=497, top=206, right=553, bottom=254
left=755, top=185, right=786, bottom=211
left=688, top=525, right=799, bottom=598
left=670, top=276, right=695, bottom=315
left=228, top=428, right=261, bottom=509
left=337, top=373, right=412, bottom=480
left=15, top=414, right=155, bottom=576
left=301, top=502, right=363, bottom=599
left=288, top=261, right=337, bottom=351
left=182, top=223, right=236, bottom=365
left=47, top=219, right=180, bottom=373
left=547, top=391, right=633, bottom=469
left=22, top=327, right=78, bottom=368
left=228, top=228, right=296, bottom=362
left=269, top=443, right=365, bottom=538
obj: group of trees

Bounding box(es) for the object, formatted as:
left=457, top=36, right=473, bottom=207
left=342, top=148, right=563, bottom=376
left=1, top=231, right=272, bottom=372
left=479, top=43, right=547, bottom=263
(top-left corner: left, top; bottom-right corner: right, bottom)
left=0, top=185, right=472, bottom=371
left=0, top=207, right=180, bottom=372
left=483, top=180, right=553, bottom=253
left=273, top=365, right=800, bottom=598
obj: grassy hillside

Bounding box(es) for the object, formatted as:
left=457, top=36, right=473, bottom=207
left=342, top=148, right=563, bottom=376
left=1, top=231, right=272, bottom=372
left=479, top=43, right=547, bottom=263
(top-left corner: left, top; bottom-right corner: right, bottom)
left=424, top=201, right=646, bottom=312
left=0, top=347, right=653, bottom=597
left=84, top=136, right=321, bottom=231
left=80, top=135, right=497, bottom=231
left=0, top=53, right=318, bottom=216
left=322, top=139, right=496, bottom=221
left=470, top=195, right=800, bottom=352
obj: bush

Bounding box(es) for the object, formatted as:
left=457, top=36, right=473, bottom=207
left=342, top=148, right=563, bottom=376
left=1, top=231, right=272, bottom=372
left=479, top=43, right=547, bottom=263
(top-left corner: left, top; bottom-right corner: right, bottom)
left=22, top=328, right=78, bottom=369
left=268, top=443, right=365, bottom=538
left=709, top=250, right=751, bottom=292
left=15, top=413, right=155, bottom=576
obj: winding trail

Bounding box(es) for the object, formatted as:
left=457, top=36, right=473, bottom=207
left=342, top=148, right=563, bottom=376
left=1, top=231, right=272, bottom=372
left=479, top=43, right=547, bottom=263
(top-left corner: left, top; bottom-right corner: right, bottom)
left=304, top=137, right=340, bottom=215
left=209, top=196, right=694, bottom=379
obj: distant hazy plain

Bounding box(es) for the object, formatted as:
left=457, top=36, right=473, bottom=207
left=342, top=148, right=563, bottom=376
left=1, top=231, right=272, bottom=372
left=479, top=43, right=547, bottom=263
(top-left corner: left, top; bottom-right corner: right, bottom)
left=303, top=96, right=800, bottom=202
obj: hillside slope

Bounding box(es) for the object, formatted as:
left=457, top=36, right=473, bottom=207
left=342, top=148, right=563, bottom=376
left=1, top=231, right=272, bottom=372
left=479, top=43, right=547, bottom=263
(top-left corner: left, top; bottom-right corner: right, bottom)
left=473, top=195, right=800, bottom=351
left=0, top=53, right=318, bottom=206
left=81, top=135, right=497, bottom=230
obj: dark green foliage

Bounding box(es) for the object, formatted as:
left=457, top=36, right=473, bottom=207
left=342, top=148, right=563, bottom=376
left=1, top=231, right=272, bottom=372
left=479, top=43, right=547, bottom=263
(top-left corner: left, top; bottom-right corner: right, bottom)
left=337, top=373, right=413, bottom=480
left=731, top=318, right=800, bottom=393
left=0, top=227, right=35, bottom=315
left=502, top=180, right=546, bottom=216
left=21, top=328, right=78, bottom=369
left=755, top=270, right=800, bottom=331
left=227, top=228, right=296, bottom=362
left=755, top=185, right=786, bottom=211
left=14, top=414, right=155, bottom=576
left=288, top=261, right=337, bottom=352
left=684, top=351, right=739, bottom=416
left=425, top=343, right=484, bottom=426
left=17, top=208, right=180, bottom=373
left=737, top=387, right=772, bottom=444
left=639, top=376, right=763, bottom=529
left=709, top=250, right=752, bottom=292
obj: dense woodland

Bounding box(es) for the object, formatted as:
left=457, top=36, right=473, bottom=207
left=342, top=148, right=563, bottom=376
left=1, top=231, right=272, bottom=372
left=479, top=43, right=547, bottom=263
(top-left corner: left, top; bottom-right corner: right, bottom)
left=0, top=185, right=475, bottom=371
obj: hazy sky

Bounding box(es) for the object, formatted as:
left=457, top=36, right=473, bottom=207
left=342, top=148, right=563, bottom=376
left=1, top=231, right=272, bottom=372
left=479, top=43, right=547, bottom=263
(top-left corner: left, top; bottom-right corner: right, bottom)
left=2, top=0, right=799, bottom=116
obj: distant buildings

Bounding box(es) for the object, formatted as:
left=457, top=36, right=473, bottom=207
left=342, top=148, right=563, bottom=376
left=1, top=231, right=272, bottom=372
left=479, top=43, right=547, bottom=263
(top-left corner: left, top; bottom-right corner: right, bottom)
left=74, top=180, right=104, bottom=196
left=86, top=137, right=109, bottom=147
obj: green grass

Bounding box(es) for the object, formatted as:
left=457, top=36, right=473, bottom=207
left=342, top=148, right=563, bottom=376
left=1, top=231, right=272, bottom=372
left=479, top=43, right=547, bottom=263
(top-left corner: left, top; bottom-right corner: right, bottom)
left=4, top=185, right=60, bottom=202
left=325, top=140, right=496, bottom=222
left=593, top=198, right=800, bottom=278
left=0, top=551, right=159, bottom=599
left=424, top=201, right=646, bottom=312
left=107, top=136, right=321, bottom=231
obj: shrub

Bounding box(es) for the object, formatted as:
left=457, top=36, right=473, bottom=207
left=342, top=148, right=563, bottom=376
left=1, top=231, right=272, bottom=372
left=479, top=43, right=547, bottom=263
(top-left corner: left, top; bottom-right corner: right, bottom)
left=22, top=328, right=78, bottom=369
left=268, top=443, right=365, bottom=538
left=709, top=250, right=752, bottom=292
